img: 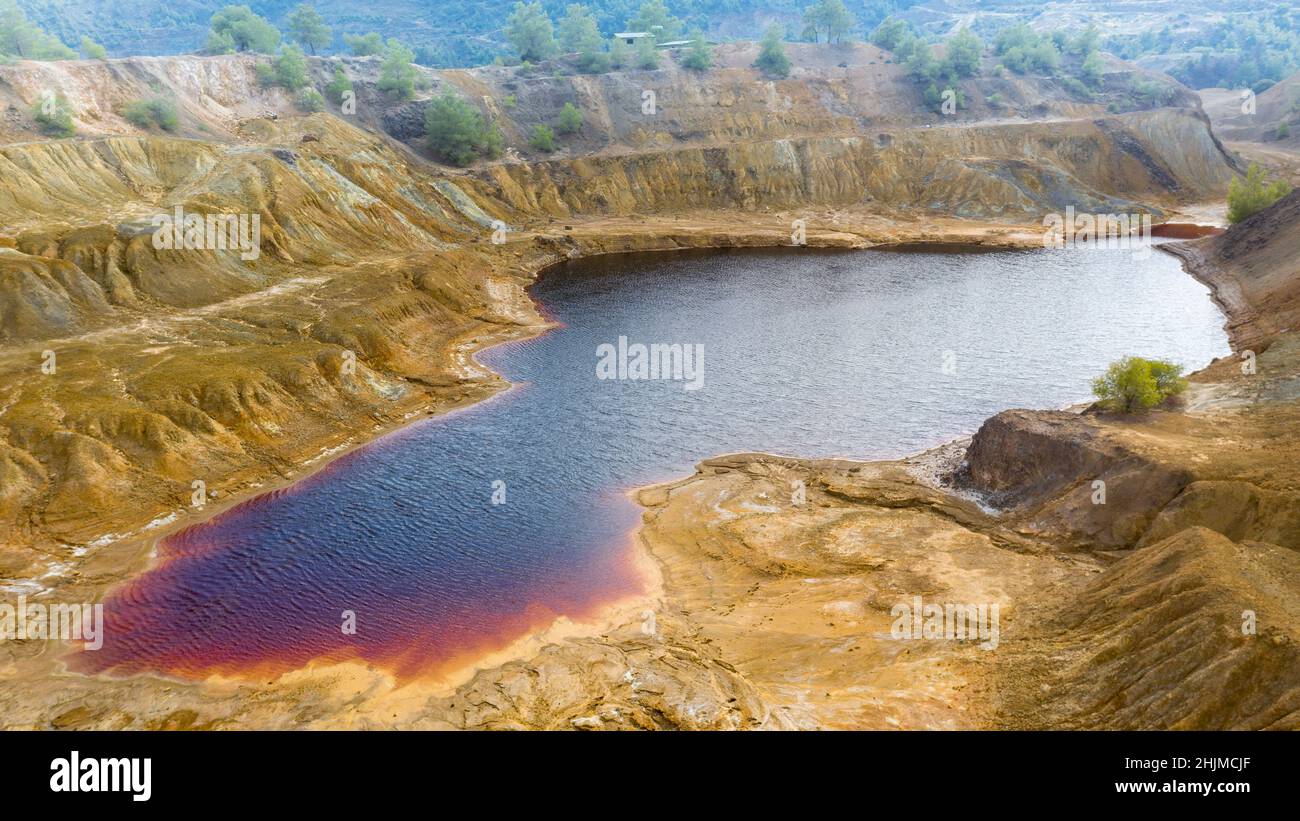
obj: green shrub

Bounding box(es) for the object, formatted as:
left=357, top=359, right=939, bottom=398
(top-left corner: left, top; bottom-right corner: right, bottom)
left=205, top=31, right=237, bottom=55
left=555, top=101, right=582, bottom=134
left=943, top=27, right=982, bottom=78
left=123, top=98, right=179, bottom=131
left=0, top=1, right=77, bottom=60
left=297, top=88, right=325, bottom=112
left=529, top=123, right=555, bottom=151
left=629, top=0, right=683, bottom=40
left=122, top=102, right=151, bottom=129
left=1131, top=78, right=1177, bottom=107
left=1081, top=50, right=1105, bottom=88
left=256, top=46, right=308, bottom=91
left=869, top=17, right=913, bottom=51
left=558, top=4, right=602, bottom=54
left=754, top=25, right=790, bottom=78
left=609, top=38, right=631, bottom=69
left=993, top=24, right=1060, bottom=75
left=344, top=32, right=383, bottom=56
left=803, top=0, right=854, bottom=44
left=79, top=36, right=107, bottom=60
left=505, top=1, right=557, bottom=63
left=1027, top=40, right=1061, bottom=74
left=207, top=5, right=280, bottom=54
left=635, top=36, right=659, bottom=69
left=577, top=49, right=611, bottom=73
left=325, top=66, right=352, bottom=103
left=377, top=39, right=417, bottom=100
left=1069, top=25, right=1101, bottom=57
left=1091, top=356, right=1187, bottom=413
left=1062, top=77, right=1092, bottom=100
left=424, top=90, right=502, bottom=165
left=891, top=35, right=917, bottom=62
left=273, top=45, right=309, bottom=90
left=681, top=30, right=712, bottom=71
left=287, top=3, right=331, bottom=55
left=1227, top=163, right=1292, bottom=223
left=32, top=94, right=75, bottom=136
left=907, top=43, right=938, bottom=81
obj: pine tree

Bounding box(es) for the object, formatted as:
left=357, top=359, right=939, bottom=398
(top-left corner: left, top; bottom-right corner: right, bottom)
left=287, top=4, right=331, bottom=55
left=754, top=25, right=791, bottom=79
left=681, top=30, right=712, bottom=71
left=505, top=2, right=557, bottom=63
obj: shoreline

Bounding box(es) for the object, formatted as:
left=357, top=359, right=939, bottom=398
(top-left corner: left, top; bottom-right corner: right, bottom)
left=17, top=216, right=1227, bottom=724
left=1158, top=240, right=1250, bottom=352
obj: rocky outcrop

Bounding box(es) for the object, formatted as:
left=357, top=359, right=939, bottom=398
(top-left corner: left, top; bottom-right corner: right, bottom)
left=960, top=409, right=1193, bottom=550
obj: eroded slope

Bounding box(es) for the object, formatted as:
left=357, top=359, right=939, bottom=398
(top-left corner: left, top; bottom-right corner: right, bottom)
left=0, top=47, right=1276, bottom=729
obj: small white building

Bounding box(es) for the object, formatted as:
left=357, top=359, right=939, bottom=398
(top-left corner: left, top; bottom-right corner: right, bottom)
left=615, top=25, right=667, bottom=45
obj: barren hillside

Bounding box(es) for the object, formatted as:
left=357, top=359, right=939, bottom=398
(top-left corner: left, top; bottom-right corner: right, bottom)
left=3, top=45, right=1290, bottom=730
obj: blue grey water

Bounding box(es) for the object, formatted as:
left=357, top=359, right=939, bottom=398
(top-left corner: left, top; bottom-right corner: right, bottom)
left=85, top=244, right=1231, bottom=678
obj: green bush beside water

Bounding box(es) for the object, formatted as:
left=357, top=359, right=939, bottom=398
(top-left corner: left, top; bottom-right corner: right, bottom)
left=1091, top=357, right=1188, bottom=413
left=1227, top=163, right=1293, bottom=224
